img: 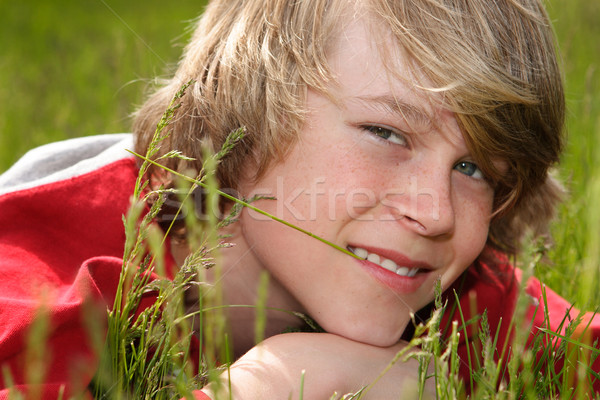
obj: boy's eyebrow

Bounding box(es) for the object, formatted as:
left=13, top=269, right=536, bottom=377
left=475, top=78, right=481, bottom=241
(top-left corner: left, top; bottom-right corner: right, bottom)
left=353, top=94, right=433, bottom=128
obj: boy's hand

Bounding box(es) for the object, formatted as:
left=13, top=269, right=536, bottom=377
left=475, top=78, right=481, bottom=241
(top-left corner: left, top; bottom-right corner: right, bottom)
left=201, top=332, right=434, bottom=399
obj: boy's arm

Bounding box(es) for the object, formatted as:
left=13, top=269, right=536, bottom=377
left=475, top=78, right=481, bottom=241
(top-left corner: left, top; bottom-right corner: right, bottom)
left=200, top=332, right=433, bottom=399
left=0, top=256, right=123, bottom=399
left=0, top=139, right=141, bottom=397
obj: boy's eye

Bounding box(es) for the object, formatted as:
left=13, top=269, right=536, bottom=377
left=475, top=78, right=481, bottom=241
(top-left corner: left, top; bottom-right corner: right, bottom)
left=454, top=161, right=484, bottom=179
left=363, top=125, right=407, bottom=146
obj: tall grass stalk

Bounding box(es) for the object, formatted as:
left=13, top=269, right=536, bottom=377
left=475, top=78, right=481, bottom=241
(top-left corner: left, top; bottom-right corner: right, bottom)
left=25, top=300, right=51, bottom=400
left=91, top=81, right=204, bottom=399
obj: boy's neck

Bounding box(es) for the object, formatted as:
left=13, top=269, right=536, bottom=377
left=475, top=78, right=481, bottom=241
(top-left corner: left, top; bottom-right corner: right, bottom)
left=171, top=223, right=308, bottom=358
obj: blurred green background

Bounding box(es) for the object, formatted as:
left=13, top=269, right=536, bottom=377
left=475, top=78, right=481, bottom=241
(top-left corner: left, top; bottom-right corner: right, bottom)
left=0, top=0, right=599, bottom=307
left=0, top=0, right=206, bottom=171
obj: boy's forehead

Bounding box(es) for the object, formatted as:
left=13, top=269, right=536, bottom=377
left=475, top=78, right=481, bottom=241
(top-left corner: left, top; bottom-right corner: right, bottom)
left=326, top=10, right=446, bottom=124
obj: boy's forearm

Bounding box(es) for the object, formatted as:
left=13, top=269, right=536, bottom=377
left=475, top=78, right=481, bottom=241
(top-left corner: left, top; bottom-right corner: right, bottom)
left=200, top=332, right=433, bottom=399
left=201, top=333, right=347, bottom=399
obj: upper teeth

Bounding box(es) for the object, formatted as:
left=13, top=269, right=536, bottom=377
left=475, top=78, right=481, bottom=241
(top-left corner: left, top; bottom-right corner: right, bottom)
left=350, top=247, right=419, bottom=277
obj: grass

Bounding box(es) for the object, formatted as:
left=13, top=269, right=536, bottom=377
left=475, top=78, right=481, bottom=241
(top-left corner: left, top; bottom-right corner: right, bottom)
left=0, top=0, right=207, bottom=172
left=539, top=0, right=600, bottom=308
left=1, top=0, right=599, bottom=398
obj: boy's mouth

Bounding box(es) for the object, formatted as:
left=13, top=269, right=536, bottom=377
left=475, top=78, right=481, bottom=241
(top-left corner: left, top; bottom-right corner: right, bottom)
left=347, top=245, right=424, bottom=277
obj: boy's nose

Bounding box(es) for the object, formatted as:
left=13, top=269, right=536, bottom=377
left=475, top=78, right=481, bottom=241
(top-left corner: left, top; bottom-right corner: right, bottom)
left=385, top=168, right=456, bottom=238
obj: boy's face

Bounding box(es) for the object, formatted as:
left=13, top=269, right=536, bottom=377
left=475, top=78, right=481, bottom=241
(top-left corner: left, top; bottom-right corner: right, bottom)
left=235, top=14, right=494, bottom=346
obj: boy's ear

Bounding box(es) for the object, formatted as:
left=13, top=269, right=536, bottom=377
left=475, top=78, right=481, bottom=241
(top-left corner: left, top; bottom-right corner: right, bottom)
left=149, top=167, right=173, bottom=190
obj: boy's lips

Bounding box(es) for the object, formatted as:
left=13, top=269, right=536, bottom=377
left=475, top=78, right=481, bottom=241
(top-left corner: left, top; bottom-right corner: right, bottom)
left=347, top=244, right=434, bottom=294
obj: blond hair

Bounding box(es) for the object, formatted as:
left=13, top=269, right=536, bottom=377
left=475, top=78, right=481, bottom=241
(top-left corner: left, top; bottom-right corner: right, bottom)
left=133, top=0, right=565, bottom=254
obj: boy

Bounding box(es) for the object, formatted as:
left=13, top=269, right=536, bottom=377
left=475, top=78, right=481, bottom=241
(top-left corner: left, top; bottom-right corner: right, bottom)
left=1, top=0, right=598, bottom=399
left=135, top=0, right=599, bottom=396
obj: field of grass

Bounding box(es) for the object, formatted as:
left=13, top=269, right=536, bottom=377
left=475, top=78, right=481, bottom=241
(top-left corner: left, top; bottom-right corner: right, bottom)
left=0, top=0, right=207, bottom=172
left=1, top=0, right=599, bottom=398
left=539, top=0, right=600, bottom=308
